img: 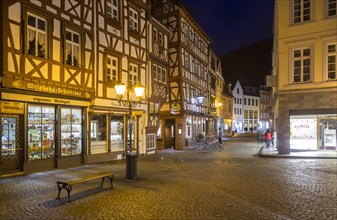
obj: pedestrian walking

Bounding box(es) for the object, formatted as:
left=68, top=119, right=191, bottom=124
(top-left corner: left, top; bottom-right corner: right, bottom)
left=265, top=129, right=272, bottom=149
left=218, top=130, right=222, bottom=144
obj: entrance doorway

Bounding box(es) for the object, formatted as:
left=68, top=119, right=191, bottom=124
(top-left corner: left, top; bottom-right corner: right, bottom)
left=0, top=115, right=24, bottom=175
left=164, top=119, right=175, bottom=149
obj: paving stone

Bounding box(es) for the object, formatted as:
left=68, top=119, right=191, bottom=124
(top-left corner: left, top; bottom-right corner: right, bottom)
left=0, top=136, right=336, bottom=219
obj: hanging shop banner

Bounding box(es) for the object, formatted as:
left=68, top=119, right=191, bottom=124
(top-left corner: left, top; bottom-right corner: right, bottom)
left=324, top=129, right=336, bottom=147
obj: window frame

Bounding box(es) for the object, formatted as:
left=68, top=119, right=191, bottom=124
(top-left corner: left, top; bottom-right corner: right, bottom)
left=106, top=0, right=120, bottom=23
left=293, top=0, right=311, bottom=24
left=146, top=134, right=156, bottom=150
left=106, top=54, right=119, bottom=83
left=64, top=28, right=82, bottom=67
left=129, top=7, right=139, bottom=33
left=324, top=41, right=337, bottom=81
left=327, top=0, right=337, bottom=17
left=290, top=46, right=313, bottom=83
left=128, top=63, right=138, bottom=86
left=26, top=11, right=49, bottom=59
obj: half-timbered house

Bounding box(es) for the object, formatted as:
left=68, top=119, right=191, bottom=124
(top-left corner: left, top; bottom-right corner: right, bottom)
left=151, top=0, right=212, bottom=149
left=146, top=16, right=170, bottom=152
left=1, top=0, right=95, bottom=174
left=87, top=0, right=149, bottom=164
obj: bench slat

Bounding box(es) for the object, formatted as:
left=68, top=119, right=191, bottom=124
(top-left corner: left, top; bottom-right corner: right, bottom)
left=67, top=173, right=111, bottom=185
left=56, top=172, right=114, bottom=201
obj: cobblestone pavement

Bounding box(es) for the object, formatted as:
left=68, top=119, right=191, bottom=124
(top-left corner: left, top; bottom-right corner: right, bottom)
left=1, top=134, right=337, bottom=220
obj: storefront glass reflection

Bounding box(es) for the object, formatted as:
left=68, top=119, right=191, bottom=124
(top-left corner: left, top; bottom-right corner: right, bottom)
left=290, top=114, right=337, bottom=151
left=110, top=115, right=124, bottom=151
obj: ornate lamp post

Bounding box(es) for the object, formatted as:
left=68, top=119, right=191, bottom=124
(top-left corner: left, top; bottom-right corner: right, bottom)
left=114, top=81, right=144, bottom=180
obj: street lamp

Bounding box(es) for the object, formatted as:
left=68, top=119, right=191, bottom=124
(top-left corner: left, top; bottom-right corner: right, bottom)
left=196, top=95, right=205, bottom=105
left=114, top=81, right=144, bottom=180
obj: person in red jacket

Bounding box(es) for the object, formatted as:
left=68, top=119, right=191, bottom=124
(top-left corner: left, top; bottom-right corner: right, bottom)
left=265, top=129, right=272, bottom=149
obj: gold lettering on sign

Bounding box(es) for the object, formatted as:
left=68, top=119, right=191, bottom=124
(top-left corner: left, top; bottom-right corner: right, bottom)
left=26, top=82, right=82, bottom=96
left=0, top=102, right=24, bottom=114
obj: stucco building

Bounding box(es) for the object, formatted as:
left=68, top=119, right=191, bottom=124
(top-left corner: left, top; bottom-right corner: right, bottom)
left=271, top=0, right=337, bottom=153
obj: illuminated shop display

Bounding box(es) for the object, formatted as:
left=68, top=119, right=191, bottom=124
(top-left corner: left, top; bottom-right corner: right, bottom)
left=110, top=115, right=124, bottom=151
left=90, top=114, right=107, bottom=154
left=290, top=114, right=337, bottom=151
left=28, top=106, right=55, bottom=160
left=61, top=108, right=82, bottom=156
left=1, top=117, right=17, bottom=156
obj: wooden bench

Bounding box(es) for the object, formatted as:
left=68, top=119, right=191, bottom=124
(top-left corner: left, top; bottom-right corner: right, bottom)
left=56, top=172, right=114, bottom=201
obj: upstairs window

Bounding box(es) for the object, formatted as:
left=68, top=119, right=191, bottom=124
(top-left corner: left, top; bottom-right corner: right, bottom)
left=326, top=43, right=336, bottom=80
left=327, top=0, right=337, bottom=17
left=106, top=55, right=118, bottom=82
left=65, top=29, right=81, bottom=67
left=152, top=64, right=167, bottom=84
left=107, top=0, right=119, bottom=22
left=129, top=63, right=138, bottom=86
left=27, top=12, right=48, bottom=58
left=292, top=48, right=311, bottom=83
left=293, top=0, right=311, bottom=24
left=129, top=8, right=138, bottom=33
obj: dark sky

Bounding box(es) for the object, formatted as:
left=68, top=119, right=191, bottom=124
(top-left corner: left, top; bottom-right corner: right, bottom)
left=179, top=0, right=275, bottom=56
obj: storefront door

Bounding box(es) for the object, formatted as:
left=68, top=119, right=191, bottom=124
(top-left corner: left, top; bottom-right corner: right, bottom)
left=0, top=115, right=23, bottom=174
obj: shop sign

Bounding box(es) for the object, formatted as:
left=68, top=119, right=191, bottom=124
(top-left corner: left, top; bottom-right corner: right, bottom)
left=170, top=102, right=181, bottom=115
left=324, top=129, right=336, bottom=147
left=6, top=78, right=93, bottom=99
left=0, top=102, right=24, bottom=114
left=1, top=92, right=90, bottom=107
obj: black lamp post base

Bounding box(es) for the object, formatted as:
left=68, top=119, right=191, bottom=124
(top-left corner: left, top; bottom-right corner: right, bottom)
left=126, top=153, right=138, bottom=180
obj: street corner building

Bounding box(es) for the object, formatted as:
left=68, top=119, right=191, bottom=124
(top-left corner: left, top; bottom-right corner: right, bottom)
left=0, top=0, right=232, bottom=176
left=270, top=0, right=337, bottom=154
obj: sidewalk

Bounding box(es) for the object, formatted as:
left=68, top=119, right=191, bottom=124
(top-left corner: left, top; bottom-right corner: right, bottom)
left=259, top=146, right=337, bottom=159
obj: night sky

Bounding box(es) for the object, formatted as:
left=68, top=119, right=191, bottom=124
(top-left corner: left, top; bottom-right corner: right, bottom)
left=179, top=0, right=275, bottom=56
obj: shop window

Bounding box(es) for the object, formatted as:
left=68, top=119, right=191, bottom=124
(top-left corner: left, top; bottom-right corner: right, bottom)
left=146, top=134, right=156, bottom=150
left=26, top=12, right=48, bottom=58
left=28, top=105, right=55, bottom=160
left=290, top=115, right=317, bottom=150
left=110, top=115, right=124, bottom=152
left=61, top=108, right=82, bottom=156
left=1, top=117, right=17, bottom=156
left=318, top=115, right=337, bottom=150
left=91, top=114, right=107, bottom=154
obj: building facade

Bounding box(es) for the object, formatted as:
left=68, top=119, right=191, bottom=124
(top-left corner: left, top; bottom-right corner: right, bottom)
left=232, top=80, right=244, bottom=132
left=151, top=0, right=214, bottom=149
left=219, top=82, right=233, bottom=136
left=0, top=0, right=95, bottom=174
left=0, top=0, right=227, bottom=175
left=243, top=86, right=260, bottom=132
left=259, top=86, right=271, bottom=132
left=271, top=0, right=337, bottom=153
